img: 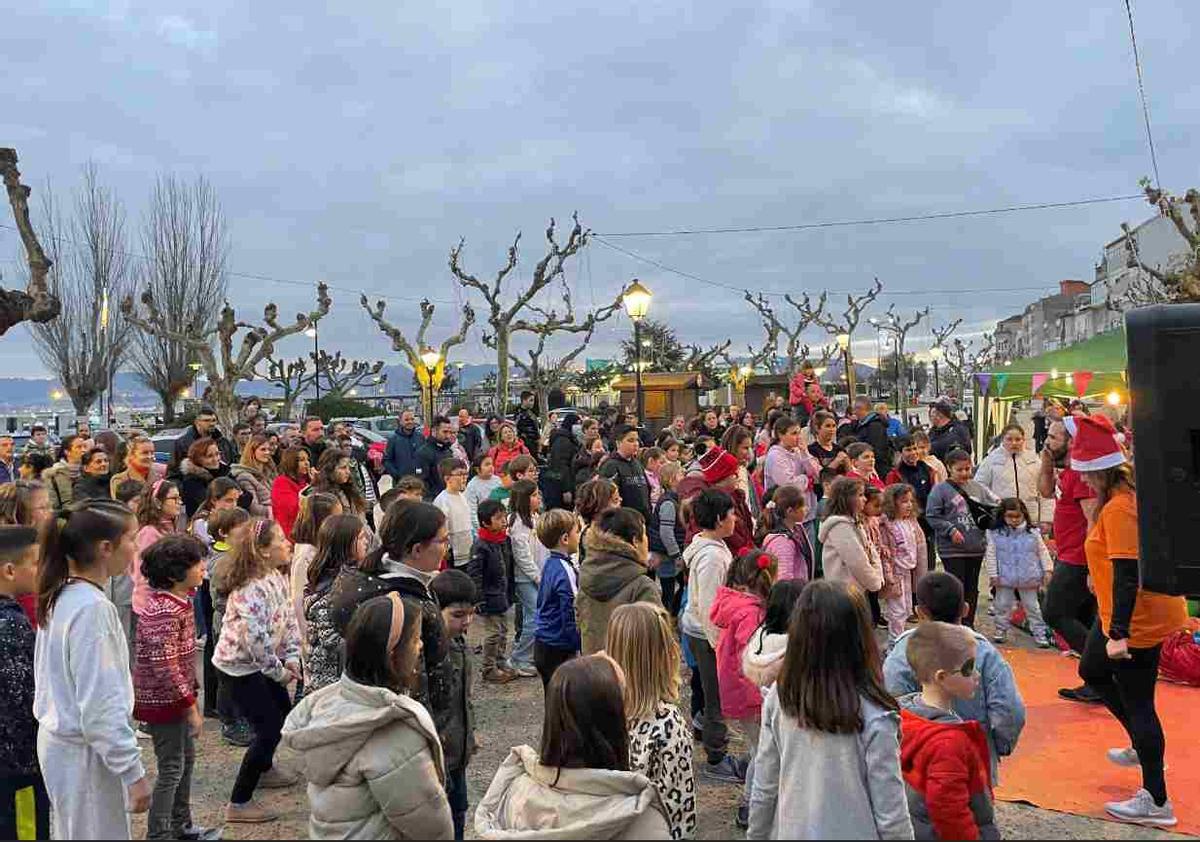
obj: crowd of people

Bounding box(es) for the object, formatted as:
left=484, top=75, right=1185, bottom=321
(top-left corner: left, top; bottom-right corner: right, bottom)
left=0, top=378, right=1187, bottom=840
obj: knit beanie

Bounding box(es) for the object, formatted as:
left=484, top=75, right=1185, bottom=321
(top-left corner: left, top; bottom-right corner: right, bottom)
left=1067, top=414, right=1125, bottom=472
left=699, top=446, right=740, bottom=485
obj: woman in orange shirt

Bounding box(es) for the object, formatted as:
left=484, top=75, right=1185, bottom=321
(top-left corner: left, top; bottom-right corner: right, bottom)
left=1072, top=416, right=1187, bottom=829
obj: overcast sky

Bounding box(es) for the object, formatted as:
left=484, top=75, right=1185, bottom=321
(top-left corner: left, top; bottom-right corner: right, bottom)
left=2, top=1, right=1193, bottom=379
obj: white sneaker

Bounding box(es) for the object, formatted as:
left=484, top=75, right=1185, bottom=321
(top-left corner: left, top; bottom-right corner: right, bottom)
left=1104, top=788, right=1177, bottom=827
left=1106, top=747, right=1167, bottom=770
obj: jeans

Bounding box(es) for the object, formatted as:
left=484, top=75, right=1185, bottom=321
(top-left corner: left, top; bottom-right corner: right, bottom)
left=1079, top=620, right=1168, bottom=804
left=198, top=582, right=219, bottom=716
left=445, top=767, right=468, bottom=841
left=146, top=719, right=195, bottom=839
left=993, top=586, right=1049, bottom=638
left=480, top=614, right=509, bottom=672
left=686, top=634, right=727, bottom=763
left=533, top=640, right=575, bottom=689
left=739, top=719, right=761, bottom=807
left=511, top=578, right=538, bottom=669
left=227, top=672, right=291, bottom=804
left=943, top=555, right=984, bottom=627
left=1043, top=561, right=1096, bottom=654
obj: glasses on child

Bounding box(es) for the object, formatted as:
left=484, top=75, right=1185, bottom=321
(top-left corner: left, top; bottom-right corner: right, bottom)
left=956, top=657, right=976, bottom=677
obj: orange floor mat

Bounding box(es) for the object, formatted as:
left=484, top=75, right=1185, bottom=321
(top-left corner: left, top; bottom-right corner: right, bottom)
left=994, top=647, right=1199, bottom=834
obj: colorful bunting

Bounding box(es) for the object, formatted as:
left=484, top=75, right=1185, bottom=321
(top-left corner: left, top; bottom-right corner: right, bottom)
left=994, top=373, right=1009, bottom=395
left=975, top=373, right=992, bottom=395
left=1073, top=371, right=1094, bottom=397
left=1031, top=372, right=1049, bottom=394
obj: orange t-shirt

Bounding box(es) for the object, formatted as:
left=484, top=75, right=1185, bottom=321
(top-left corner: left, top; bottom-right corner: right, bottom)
left=1084, top=489, right=1188, bottom=649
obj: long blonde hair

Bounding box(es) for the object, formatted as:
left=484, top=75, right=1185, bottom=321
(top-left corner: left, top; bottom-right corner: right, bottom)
left=213, top=517, right=278, bottom=595
left=606, top=602, right=680, bottom=721
left=240, top=433, right=277, bottom=479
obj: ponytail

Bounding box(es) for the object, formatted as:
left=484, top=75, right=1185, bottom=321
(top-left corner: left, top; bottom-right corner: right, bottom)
left=38, top=498, right=134, bottom=625
left=754, top=484, right=806, bottom=545
left=727, top=548, right=777, bottom=603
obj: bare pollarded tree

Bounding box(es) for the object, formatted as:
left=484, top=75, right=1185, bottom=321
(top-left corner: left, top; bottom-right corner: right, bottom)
left=30, top=164, right=135, bottom=416
left=682, top=340, right=732, bottom=384
left=1115, top=181, right=1200, bottom=304
left=808, top=278, right=883, bottom=395
left=743, top=290, right=829, bottom=378
left=450, top=213, right=591, bottom=410
left=124, top=283, right=331, bottom=431
left=314, top=350, right=386, bottom=399
left=259, top=355, right=316, bottom=421
left=0, top=148, right=60, bottom=335
left=130, top=175, right=228, bottom=423
left=361, top=295, right=475, bottom=410
left=872, top=304, right=929, bottom=404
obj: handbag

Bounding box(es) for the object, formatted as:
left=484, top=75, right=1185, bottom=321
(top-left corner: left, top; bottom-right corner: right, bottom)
left=949, top=482, right=1000, bottom=531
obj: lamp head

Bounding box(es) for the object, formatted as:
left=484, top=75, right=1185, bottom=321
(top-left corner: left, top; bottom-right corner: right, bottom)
left=623, top=279, right=652, bottom=321
left=420, top=347, right=442, bottom=370
left=836, top=333, right=851, bottom=351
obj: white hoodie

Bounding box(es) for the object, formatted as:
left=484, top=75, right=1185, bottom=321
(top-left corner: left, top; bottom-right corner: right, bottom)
left=741, top=626, right=789, bottom=691
left=680, top=536, right=733, bottom=647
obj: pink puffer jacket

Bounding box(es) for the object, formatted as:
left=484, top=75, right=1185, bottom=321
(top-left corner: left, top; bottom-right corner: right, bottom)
left=709, top=586, right=767, bottom=721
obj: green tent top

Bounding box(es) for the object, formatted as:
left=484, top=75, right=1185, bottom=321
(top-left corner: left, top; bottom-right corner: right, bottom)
left=973, top=329, right=1127, bottom=401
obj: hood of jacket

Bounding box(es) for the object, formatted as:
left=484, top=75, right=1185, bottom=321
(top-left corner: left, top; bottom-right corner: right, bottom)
left=579, top=530, right=649, bottom=603
left=229, top=463, right=267, bottom=483
left=818, top=514, right=859, bottom=543
left=710, top=586, right=763, bottom=632
left=475, top=745, right=667, bottom=840
left=742, top=626, right=788, bottom=688
left=180, top=458, right=213, bottom=482
left=280, top=675, right=444, bottom=787
left=898, top=693, right=990, bottom=782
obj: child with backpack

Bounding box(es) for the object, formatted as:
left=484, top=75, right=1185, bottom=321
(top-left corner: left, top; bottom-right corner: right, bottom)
left=711, top=549, right=777, bottom=830
left=757, top=485, right=814, bottom=583
left=879, top=483, right=928, bottom=645
left=926, top=449, right=999, bottom=628
left=985, top=498, right=1054, bottom=647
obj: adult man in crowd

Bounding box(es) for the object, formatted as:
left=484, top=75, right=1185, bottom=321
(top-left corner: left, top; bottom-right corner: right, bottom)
left=850, top=396, right=894, bottom=470
left=171, top=405, right=238, bottom=470
left=1038, top=418, right=1102, bottom=704
left=0, top=435, right=15, bottom=484
left=875, top=402, right=907, bottom=438
left=514, top=391, right=541, bottom=460
left=301, top=416, right=328, bottom=466
left=927, top=399, right=973, bottom=462
left=25, top=424, right=55, bottom=460
left=384, top=409, right=424, bottom=481
left=415, top=415, right=457, bottom=499
left=232, top=421, right=253, bottom=456
left=456, top=407, right=485, bottom=466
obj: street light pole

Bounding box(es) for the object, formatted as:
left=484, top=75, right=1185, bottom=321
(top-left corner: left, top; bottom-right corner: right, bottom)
left=929, top=345, right=943, bottom=398
left=836, top=333, right=855, bottom=399
left=622, top=280, right=652, bottom=424
left=306, top=325, right=321, bottom=404
left=634, top=319, right=644, bottom=422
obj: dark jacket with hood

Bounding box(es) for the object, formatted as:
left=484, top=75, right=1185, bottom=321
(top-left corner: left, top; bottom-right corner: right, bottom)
left=179, top=458, right=229, bottom=519
left=433, top=634, right=475, bottom=774
left=853, top=412, right=894, bottom=470
left=414, top=438, right=454, bottom=500
left=899, top=693, right=998, bottom=841
left=467, top=529, right=514, bottom=616
left=597, top=452, right=651, bottom=522
left=327, top=558, right=448, bottom=719
left=929, top=419, right=973, bottom=462
left=575, top=529, right=662, bottom=655
left=514, top=406, right=541, bottom=460
left=384, top=426, right=425, bottom=480
left=74, top=473, right=113, bottom=502
left=543, top=425, right=579, bottom=507
left=456, top=422, right=484, bottom=467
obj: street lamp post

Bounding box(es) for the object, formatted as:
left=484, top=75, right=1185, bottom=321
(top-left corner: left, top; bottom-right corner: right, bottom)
left=622, top=280, right=652, bottom=423
left=418, top=346, right=444, bottom=429
left=305, top=325, right=321, bottom=403
left=929, top=345, right=943, bottom=398
left=836, top=332, right=855, bottom=399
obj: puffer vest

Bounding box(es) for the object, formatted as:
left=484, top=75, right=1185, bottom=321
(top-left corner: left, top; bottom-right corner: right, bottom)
left=991, top=526, right=1043, bottom=587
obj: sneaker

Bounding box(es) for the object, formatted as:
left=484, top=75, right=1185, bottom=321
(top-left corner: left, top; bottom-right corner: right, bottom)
left=1104, top=788, right=1177, bottom=828
left=258, top=766, right=298, bottom=788
left=225, top=800, right=278, bottom=824
left=1036, top=634, right=1054, bottom=649
left=1107, top=747, right=1169, bottom=770
left=992, top=632, right=1007, bottom=645
left=221, top=720, right=253, bottom=747
left=178, top=824, right=222, bottom=840
left=691, top=712, right=705, bottom=733
left=700, top=754, right=745, bottom=785
left=482, top=668, right=516, bottom=684
left=1058, top=685, right=1104, bottom=705
left=735, top=803, right=750, bottom=830
left=513, top=665, right=539, bottom=678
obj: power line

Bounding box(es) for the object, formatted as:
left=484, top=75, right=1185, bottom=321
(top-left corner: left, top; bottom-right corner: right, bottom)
left=1124, top=0, right=1162, bottom=189
left=592, top=235, right=1055, bottom=299
left=596, top=194, right=1143, bottom=237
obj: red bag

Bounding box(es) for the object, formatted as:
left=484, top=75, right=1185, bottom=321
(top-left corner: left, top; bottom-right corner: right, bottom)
left=1158, top=626, right=1200, bottom=686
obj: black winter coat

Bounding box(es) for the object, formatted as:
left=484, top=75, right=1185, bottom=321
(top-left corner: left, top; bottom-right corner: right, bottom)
left=433, top=635, right=475, bottom=773
left=468, top=534, right=514, bottom=616
left=171, top=423, right=238, bottom=472
left=179, top=459, right=229, bottom=519
left=543, top=428, right=579, bottom=508
left=0, top=595, right=37, bottom=776
left=929, top=419, right=973, bottom=462
left=852, top=412, right=894, bottom=472
left=414, top=439, right=455, bottom=500
left=514, top=408, right=541, bottom=460
left=598, top=453, right=651, bottom=521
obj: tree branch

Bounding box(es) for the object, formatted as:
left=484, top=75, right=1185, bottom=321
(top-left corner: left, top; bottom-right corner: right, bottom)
left=0, top=148, right=61, bottom=334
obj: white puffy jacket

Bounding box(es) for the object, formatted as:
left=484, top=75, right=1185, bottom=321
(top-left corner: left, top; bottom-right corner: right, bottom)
left=280, top=675, right=453, bottom=840
left=974, top=445, right=1053, bottom=524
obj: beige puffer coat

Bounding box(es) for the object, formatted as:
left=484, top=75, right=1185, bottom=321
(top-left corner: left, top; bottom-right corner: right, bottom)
left=818, top=515, right=884, bottom=593
left=475, top=745, right=671, bottom=839
left=280, top=675, right=453, bottom=840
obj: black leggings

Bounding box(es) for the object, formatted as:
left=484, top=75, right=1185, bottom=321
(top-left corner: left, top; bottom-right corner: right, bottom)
left=227, top=672, right=291, bottom=804
left=1078, top=621, right=1167, bottom=805
left=1043, top=561, right=1096, bottom=654
left=943, top=555, right=984, bottom=628
left=533, top=641, right=575, bottom=690
left=199, top=582, right=219, bottom=716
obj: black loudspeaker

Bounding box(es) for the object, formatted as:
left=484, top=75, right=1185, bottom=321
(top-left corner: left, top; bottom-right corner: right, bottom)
left=1125, top=304, right=1200, bottom=596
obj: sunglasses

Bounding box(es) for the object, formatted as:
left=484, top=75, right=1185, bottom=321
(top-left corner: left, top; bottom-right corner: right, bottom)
left=955, top=658, right=976, bottom=677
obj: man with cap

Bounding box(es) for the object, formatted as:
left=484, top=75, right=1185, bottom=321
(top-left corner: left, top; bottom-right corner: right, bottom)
left=677, top=446, right=754, bottom=556
left=1039, top=417, right=1102, bottom=703
left=927, top=399, right=973, bottom=462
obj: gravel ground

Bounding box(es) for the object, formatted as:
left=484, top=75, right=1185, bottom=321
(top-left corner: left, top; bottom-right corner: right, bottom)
left=137, top=585, right=1194, bottom=840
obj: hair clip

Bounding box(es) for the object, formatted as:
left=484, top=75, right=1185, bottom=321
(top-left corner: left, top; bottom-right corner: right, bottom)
left=756, top=553, right=772, bottom=571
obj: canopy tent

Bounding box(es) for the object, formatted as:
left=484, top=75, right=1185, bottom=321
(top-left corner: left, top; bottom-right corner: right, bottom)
left=968, top=329, right=1128, bottom=454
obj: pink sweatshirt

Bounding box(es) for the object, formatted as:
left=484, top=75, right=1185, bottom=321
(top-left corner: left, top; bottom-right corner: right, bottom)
left=709, top=586, right=766, bottom=721
left=763, top=444, right=820, bottom=521
left=132, top=523, right=172, bottom=616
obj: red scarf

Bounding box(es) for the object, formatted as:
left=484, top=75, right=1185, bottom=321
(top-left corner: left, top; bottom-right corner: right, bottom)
left=478, top=526, right=508, bottom=544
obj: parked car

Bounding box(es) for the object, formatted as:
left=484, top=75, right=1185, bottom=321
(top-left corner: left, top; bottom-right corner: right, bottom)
left=357, top=416, right=399, bottom=435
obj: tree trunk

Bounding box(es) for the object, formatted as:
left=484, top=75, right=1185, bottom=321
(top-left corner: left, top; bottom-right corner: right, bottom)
left=536, top=386, right=550, bottom=422
left=494, top=328, right=511, bottom=414
left=280, top=394, right=297, bottom=422
left=159, top=391, right=177, bottom=425
left=70, top=392, right=94, bottom=417
left=209, top=381, right=240, bottom=434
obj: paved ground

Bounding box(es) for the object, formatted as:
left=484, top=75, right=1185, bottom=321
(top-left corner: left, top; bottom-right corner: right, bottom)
left=135, top=589, right=1194, bottom=841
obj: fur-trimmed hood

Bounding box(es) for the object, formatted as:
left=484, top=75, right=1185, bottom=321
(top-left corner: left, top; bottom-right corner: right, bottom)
left=579, top=529, right=649, bottom=603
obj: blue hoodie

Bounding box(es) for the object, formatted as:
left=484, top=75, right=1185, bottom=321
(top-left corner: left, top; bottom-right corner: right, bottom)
left=534, top=551, right=581, bottom=652
left=883, top=626, right=1025, bottom=781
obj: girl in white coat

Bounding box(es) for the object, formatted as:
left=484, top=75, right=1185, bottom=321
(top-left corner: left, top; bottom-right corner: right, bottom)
left=974, top=424, right=1052, bottom=526
left=34, top=498, right=152, bottom=839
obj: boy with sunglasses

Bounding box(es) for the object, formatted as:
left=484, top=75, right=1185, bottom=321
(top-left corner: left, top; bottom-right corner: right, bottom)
left=897, top=621, right=999, bottom=841
left=882, top=572, right=1025, bottom=781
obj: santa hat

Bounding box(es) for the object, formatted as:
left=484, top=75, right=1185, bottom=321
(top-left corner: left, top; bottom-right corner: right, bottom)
left=1068, top=414, right=1126, bottom=472
left=699, top=446, right=740, bottom=485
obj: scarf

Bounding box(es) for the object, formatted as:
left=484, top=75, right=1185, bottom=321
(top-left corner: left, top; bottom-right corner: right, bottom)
left=478, top=526, right=508, bottom=544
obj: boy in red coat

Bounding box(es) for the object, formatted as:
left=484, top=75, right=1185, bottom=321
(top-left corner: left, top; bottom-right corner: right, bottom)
left=899, top=621, right=999, bottom=840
